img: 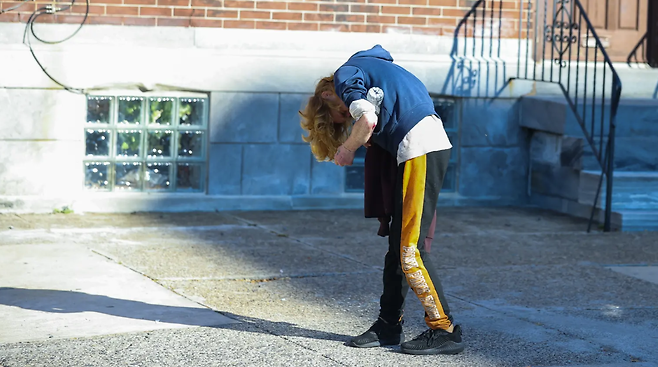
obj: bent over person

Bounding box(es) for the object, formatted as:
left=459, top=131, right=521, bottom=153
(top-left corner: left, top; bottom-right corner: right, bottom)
left=299, top=45, right=464, bottom=355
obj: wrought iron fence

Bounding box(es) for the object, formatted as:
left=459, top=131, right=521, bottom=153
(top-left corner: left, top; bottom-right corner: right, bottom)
left=449, top=0, right=622, bottom=232
left=627, top=32, right=649, bottom=65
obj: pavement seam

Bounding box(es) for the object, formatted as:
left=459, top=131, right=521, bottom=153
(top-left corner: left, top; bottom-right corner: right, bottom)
left=445, top=292, right=644, bottom=363
left=227, top=214, right=379, bottom=269
left=92, top=246, right=353, bottom=367
left=157, top=270, right=380, bottom=282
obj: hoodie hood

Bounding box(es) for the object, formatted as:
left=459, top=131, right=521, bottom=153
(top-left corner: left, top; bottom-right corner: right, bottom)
left=349, top=44, right=394, bottom=62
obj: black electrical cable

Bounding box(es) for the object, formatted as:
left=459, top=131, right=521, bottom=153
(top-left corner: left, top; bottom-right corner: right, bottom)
left=23, top=0, right=90, bottom=93
left=0, top=0, right=31, bottom=14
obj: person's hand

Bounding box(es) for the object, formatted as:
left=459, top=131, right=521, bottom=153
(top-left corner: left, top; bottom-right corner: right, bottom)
left=334, top=145, right=355, bottom=166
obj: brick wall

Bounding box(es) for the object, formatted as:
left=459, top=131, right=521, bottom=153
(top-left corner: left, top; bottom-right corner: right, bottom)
left=0, top=0, right=526, bottom=36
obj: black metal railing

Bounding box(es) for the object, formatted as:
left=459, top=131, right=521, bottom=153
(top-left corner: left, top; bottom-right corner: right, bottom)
left=627, top=32, right=649, bottom=65
left=448, top=0, right=621, bottom=232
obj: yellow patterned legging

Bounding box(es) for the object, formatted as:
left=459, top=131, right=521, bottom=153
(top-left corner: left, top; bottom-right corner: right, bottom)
left=378, top=148, right=453, bottom=330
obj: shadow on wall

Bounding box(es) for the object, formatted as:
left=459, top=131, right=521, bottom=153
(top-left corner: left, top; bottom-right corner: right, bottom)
left=439, top=3, right=515, bottom=101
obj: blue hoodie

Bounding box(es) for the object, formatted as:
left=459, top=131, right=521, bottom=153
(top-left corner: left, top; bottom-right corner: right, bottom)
left=334, top=45, right=437, bottom=157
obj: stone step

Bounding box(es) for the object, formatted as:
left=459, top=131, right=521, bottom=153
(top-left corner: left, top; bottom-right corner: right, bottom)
left=580, top=171, right=658, bottom=231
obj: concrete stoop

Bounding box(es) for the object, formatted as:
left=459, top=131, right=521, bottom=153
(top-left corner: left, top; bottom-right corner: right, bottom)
left=521, top=96, right=658, bottom=231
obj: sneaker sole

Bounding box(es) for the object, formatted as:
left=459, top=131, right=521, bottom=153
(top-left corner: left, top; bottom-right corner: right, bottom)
left=347, top=336, right=404, bottom=348
left=400, top=341, right=464, bottom=355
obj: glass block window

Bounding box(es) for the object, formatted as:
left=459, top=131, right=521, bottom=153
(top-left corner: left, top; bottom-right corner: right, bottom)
left=84, top=94, right=208, bottom=192
left=344, top=97, right=460, bottom=193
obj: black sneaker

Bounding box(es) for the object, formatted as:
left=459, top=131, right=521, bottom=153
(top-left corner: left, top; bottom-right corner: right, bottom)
left=400, top=325, right=464, bottom=355
left=347, top=317, right=404, bottom=348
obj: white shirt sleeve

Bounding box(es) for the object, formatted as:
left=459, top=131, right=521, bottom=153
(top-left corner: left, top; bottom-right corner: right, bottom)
left=349, top=99, right=377, bottom=122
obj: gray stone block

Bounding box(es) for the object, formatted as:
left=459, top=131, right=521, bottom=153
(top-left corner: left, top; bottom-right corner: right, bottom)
left=529, top=131, right=561, bottom=166
left=560, top=136, right=583, bottom=170
left=459, top=147, right=527, bottom=200
left=461, top=98, right=525, bottom=147
left=0, top=141, right=82, bottom=196
left=530, top=162, right=580, bottom=201
left=279, top=93, right=310, bottom=144
left=0, top=89, right=84, bottom=140
left=519, top=97, right=568, bottom=135
left=210, top=92, right=279, bottom=143
left=311, top=159, right=344, bottom=195
left=207, top=144, right=242, bottom=195
left=578, top=171, right=603, bottom=208
left=564, top=98, right=658, bottom=138
left=529, top=132, right=583, bottom=170
left=242, top=144, right=311, bottom=195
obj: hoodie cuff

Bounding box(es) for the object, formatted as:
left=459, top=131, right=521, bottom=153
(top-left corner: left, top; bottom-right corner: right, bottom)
left=349, top=99, right=377, bottom=121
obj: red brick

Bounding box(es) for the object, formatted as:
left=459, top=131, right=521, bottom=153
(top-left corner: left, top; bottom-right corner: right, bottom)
left=412, top=7, right=441, bottom=16
left=88, top=15, right=123, bottom=25
left=304, top=13, right=333, bottom=22
left=256, top=20, right=286, bottom=29
left=382, top=6, right=410, bottom=15
left=191, top=0, right=222, bottom=6
left=272, top=11, right=302, bottom=20
left=224, top=0, right=254, bottom=8
left=174, top=8, right=205, bottom=16
left=1, top=1, right=36, bottom=12
left=54, top=14, right=88, bottom=24
left=140, top=7, right=171, bottom=16
left=398, top=0, right=426, bottom=5
left=366, top=15, right=395, bottom=23
left=397, top=16, right=426, bottom=25
left=106, top=6, right=139, bottom=16
left=366, top=0, right=396, bottom=4
left=428, top=17, right=458, bottom=26
left=320, top=23, right=349, bottom=32
left=442, top=8, right=468, bottom=17
left=190, top=17, right=223, bottom=26
left=319, top=4, right=348, bottom=12
left=207, top=9, right=238, bottom=17
left=241, top=10, right=271, bottom=19
left=158, top=0, right=190, bottom=6
left=288, top=2, right=317, bottom=11
left=428, top=0, right=456, bottom=5
left=158, top=17, right=191, bottom=26
left=224, top=19, right=255, bottom=28
left=288, top=22, right=318, bottom=31
left=350, top=4, right=379, bottom=13
left=124, top=0, right=156, bottom=5
left=336, top=13, right=364, bottom=22
left=70, top=5, right=105, bottom=14
left=124, top=16, right=157, bottom=25
left=257, top=1, right=286, bottom=10
left=350, top=23, right=381, bottom=32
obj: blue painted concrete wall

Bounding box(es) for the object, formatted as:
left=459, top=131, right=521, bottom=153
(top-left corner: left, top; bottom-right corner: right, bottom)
left=458, top=98, right=529, bottom=204
left=207, top=92, right=344, bottom=197
left=206, top=92, right=530, bottom=206
left=562, top=99, right=658, bottom=172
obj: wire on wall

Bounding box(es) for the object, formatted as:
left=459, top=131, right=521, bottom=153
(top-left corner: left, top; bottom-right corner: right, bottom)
left=0, top=0, right=32, bottom=14
left=19, top=0, right=91, bottom=94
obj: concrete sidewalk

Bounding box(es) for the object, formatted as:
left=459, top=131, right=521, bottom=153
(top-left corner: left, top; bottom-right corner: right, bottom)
left=0, top=207, right=657, bottom=367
